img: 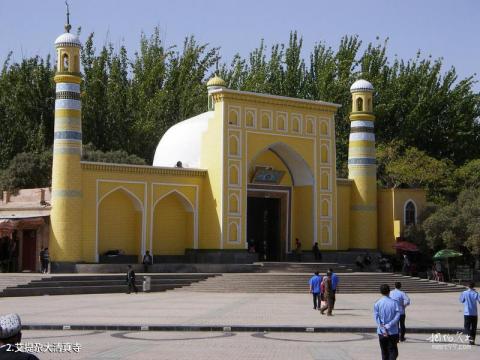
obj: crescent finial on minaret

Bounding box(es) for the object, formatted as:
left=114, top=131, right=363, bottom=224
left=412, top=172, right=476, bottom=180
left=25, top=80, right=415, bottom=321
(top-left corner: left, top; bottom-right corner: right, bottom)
left=65, top=1, right=71, bottom=33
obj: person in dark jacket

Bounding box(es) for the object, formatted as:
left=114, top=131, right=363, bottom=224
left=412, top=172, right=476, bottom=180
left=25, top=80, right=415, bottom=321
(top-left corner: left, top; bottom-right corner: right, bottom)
left=142, top=251, right=153, bottom=273
left=126, top=265, right=138, bottom=294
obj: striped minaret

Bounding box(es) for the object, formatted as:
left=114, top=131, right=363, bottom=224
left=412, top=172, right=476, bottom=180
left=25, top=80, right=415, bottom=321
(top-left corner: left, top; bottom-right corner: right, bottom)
left=50, top=18, right=83, bottom=263
left=348, top=80, right=377, bottom=249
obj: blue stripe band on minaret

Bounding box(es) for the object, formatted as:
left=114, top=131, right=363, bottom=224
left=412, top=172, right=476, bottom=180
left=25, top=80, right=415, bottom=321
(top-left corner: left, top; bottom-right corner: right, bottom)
left=348, top=158, right=376, bottom=165
left=54, top=131, right=82, bottom=140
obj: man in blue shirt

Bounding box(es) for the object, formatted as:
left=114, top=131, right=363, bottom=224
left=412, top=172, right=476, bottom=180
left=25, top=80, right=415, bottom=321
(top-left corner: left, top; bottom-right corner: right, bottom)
left=328, top=267, right=339, bottom=309
left=308, top=271, right=322, bottom=310
left=459, top=281, right=480, bottom=345
left=374, top=284, right=401, bottom=359
left=389, top=282, right=410, bottom=342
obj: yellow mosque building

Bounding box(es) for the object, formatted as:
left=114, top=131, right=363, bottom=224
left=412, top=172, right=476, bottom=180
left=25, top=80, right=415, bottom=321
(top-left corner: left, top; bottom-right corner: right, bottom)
left=48, top=21, right=426, bottom=267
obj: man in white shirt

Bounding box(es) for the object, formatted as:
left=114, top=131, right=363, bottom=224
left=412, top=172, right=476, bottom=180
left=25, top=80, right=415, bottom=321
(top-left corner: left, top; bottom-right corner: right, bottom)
left=459, top=281, right=480, bottom=345
left=389, top=282, right=410, bottom=342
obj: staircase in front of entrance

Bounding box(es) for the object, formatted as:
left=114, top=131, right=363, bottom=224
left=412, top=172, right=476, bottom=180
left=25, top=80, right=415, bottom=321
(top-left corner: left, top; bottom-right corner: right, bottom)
left=0, top=274, right=50, bottom=294
left=175, top=273, right=465, bottom=293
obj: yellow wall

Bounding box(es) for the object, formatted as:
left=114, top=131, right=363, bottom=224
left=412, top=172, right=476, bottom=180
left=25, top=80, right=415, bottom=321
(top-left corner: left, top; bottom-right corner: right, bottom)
left=152, top=192, right=194, bottom=255
left=336, top=180, right=352, bottom=250
left=292, top=186, right=313, bottom=248
left=200, top=105, right=224, bottom=249
left=378, top=189, right=394, bottom=254
left=98, top=189, right=141, bottom=255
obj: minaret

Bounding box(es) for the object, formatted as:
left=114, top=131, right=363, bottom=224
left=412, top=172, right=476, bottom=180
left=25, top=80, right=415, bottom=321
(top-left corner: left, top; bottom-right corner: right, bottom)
left=206, top=74, right=226, bottom=110
left=348, top=80, right=377, bottom=249
left=50, top=5, right=83, bottom=263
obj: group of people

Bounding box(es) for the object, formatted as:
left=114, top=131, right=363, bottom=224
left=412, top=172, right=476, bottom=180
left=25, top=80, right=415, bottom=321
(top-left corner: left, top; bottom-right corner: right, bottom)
left=308, top=268, right=339, bottom=316
left=373, top=281, right=479, bottom=360
left=355, top=252, right=373, bottom=271
left=373, top=282, right=411, bottom=359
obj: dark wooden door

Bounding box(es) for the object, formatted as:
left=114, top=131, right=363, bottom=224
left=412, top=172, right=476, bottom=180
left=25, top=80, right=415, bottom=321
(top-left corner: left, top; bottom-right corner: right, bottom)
left=22, top=230, right=37, bottom=272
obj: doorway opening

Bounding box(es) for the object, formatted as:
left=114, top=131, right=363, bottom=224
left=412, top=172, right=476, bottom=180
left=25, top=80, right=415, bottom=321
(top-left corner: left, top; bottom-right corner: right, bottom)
left=247, top=185, right=290, bottom=261
left=22, top=230, right=37, bottom=272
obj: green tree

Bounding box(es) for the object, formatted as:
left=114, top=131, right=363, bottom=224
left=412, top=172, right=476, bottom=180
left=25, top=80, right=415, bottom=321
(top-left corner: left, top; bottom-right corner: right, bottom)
left=82, top=144, right=146, bottom=165
left=0, top=151, right=52, bottom=192
left=376, top=141, right=455, bottom=203
left=0, top=54, right=55, bottom=168
left=423, top=188, right=480, bottom=255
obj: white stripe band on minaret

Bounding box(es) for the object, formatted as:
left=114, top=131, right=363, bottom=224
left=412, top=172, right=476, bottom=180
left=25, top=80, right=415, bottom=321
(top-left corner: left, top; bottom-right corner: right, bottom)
left=351, top=120, right=374, bottom=128
left=349, top=133, right=375, bottom=141
left=56, top=83, right=80, bottom=93
left=55, top=99, right=81, bottom=110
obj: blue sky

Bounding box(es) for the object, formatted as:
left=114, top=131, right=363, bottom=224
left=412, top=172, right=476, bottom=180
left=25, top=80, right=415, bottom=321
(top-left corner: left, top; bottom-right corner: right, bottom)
left=0, top=0, right=478, bottom=90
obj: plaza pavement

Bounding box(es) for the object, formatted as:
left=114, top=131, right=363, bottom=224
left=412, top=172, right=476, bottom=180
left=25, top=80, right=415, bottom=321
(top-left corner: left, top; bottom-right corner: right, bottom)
left=0, top=290, right=474, bottom=330
left=2, top=291, right=479, bottom=359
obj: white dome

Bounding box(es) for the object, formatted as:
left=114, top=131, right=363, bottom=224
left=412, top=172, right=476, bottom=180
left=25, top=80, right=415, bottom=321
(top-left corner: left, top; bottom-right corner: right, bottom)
left=153, top=112, right=214, bottom=168
left=350, top=79, right=374, bottom=92
left=55, top=32, right=81, bottom=48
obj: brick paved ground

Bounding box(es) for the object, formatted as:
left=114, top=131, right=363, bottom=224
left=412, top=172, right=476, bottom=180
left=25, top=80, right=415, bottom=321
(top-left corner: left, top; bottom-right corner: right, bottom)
left=18, top=330, right=480, bottom=360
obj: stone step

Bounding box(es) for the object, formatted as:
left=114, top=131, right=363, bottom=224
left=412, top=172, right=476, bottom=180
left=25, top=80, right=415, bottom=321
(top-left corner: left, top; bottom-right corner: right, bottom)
left=173, top=273, right=465, bottom=294
left=2, top=284, right=186, bottom=297
left=0, top=274, right=214, bottom=297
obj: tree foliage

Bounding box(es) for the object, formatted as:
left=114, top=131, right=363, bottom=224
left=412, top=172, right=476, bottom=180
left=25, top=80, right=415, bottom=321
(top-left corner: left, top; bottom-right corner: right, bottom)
left=0, top=151, right=53, bottom=192
left=376, top=140, right=455, bottom=203
left=1, top=30, right=479, bottom=189
left=423, top=188, right=480, bottom=255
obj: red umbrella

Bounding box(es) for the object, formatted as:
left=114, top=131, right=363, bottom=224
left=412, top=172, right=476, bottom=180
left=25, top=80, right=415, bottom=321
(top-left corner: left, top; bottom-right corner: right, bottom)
left=392, top=241, right=419, bottom=252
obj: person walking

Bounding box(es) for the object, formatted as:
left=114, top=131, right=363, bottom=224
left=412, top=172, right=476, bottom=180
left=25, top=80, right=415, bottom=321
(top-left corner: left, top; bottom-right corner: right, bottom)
left=126, top=265, right=138, bottom=294
left=459, top=281, right=480, bottom=345
left=308, top=271, right=322, bottom=310
left=0, top=313, right=39, bottom=359
left=320, top=271, right=335, bottom=316
left=374, top=284, right=401, bottom=360
left=142, top=251, right=153, bottom=273
left=328, top=268, right=339, bottom=309
left=389, top=282, right=410, bottom=342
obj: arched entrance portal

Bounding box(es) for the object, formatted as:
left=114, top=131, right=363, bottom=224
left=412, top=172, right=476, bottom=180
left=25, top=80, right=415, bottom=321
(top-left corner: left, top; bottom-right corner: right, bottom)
left=247, top=143, right=314, bottom=261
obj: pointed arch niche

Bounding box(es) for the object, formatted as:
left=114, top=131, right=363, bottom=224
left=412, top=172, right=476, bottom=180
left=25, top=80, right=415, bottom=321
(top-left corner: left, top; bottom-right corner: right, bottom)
left=248, top=142, right=315, bottom=255
left=98, top=187, right=143, bottom=257
left=152, top=190, right=195, bottom=255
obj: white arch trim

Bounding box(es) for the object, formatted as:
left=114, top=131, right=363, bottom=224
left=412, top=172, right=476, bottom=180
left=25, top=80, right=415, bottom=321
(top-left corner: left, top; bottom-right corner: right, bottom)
left=249, top=142, right=314, bottom=186
left=98, top=186, right=144, bottom=211
left=228, top=164, right=241, bottom=186
left=153, top=189, right=195, bottom=213
left=403, top=199, right=418, bottom=225
left=228, top=192, right=240, bottom=215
